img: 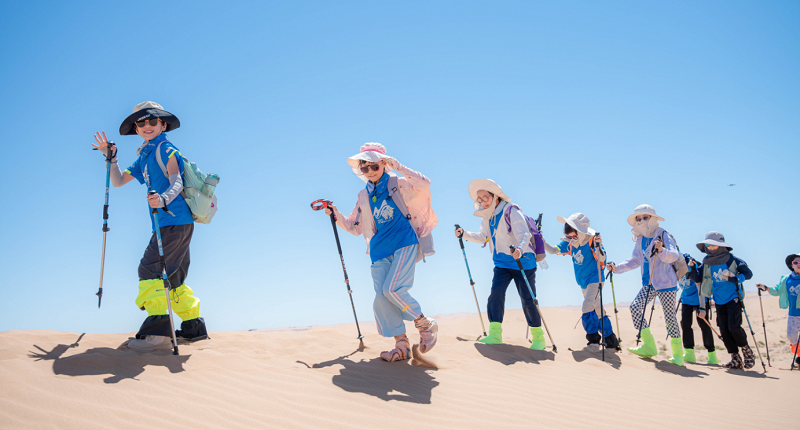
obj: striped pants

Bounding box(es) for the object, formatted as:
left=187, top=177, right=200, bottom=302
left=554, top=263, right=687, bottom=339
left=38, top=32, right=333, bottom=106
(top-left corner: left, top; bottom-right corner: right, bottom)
left=371, top=244, right=423, bottom=337
left=630, top=285, right=681, bottom=338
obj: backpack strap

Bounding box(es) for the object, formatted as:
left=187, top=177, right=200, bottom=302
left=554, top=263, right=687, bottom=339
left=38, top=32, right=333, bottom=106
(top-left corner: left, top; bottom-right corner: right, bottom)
left=154, top=141, right=169, bottom=178
left=387, top=176, right=412, bottom=221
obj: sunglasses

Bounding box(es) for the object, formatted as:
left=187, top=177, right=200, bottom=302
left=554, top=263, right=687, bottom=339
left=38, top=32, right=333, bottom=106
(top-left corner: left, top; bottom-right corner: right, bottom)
left=359, top=163, right=382, bottom=174
left=635, top=215, right=651, bottom=222
left=793, top=261, right=800, bottom=266
left=135, top=118, right=161, bottom=128
left=565, top=234, right=578, bottom=240
left=476, top=195, right=493, bottom=204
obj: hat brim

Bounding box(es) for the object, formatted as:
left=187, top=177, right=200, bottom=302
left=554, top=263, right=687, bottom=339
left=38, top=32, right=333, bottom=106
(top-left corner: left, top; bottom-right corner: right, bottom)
left=695, top=240, right=733, bottom=252
left=785, top=253, right=800, bottom=270
left=557, top=215, right=596, bottom=236
left=468, top=179, right=511, bottom=203
left=626, top=213, right=665, bottom=226
left=119, top=108, right=180, bottom=136
left=347, top=152, right=393, bottom=182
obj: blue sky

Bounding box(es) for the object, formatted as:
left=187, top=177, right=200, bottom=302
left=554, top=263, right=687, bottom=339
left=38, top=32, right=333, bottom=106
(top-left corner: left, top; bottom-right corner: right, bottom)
left=0, top=1, right=798, bottom=334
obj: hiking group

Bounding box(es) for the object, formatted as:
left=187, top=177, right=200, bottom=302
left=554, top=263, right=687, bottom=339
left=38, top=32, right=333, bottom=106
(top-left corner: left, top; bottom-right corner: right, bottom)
left=92, top=103, right=796, bottom=371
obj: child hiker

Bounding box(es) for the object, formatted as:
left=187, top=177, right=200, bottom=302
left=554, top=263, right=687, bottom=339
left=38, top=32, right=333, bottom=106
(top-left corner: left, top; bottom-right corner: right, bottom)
left=606, top=204, right=685, bottom=366
left=454, top=179, right=547, bottom=350
left=542, top=213, right=619, bottom=351
left=756, top=252, right=800, bottom=369
left=324, top=142, right=438, bottom=362
left=92, top=101, right=208, bottom=352
left=680, top=253, right=719, bottom=364
left=688, top=232, right=754, bottom=369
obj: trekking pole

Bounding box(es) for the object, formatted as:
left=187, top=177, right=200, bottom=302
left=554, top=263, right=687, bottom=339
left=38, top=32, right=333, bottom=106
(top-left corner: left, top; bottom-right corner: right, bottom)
left=730, top=273, right=766, bottom=372
left=792, top=328, right=800, bottom=371
left=608, top=269, right=623, bottom=347
left=699, top=314, right=723, bottom=341
left=146, top=190, right=180, bottom=356
left=665, top=299, right=682, bottom=341
left=510, top=246, right=557, bottom=352
left=756, top=289, right=771, bottom=366
left=593, top=233, right=606, bottom=360
left=455, top=224, right=487, bottom=338
left=311, top=199, right=364, bottom=347
left=93, top=142, right=115, bottom=309
left=636, top=245, right=658, bottom=345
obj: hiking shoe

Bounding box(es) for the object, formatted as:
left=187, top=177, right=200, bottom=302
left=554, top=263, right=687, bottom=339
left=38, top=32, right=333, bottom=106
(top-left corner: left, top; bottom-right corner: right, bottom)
left=722, top=353, right=744, bottom=370
left=127, top=335, right=172, bottom=352
left=707, top=350, right=719, bottom=365
left=793, top=357, right=800, bottom=370
left=627, top=327, right=658, bottom=358
left=478, top=321, right=502, bottom=345
left=176, top=317, right=210, bottom=342
left=741, top=345, right=756, bottom=369
left=415, top=316, right=438, bottom=354
left=604, top=333, right=620, bottom=350
left=530, top=326, right=546, bottom=350
left=380, top=336, right=411, bottom=362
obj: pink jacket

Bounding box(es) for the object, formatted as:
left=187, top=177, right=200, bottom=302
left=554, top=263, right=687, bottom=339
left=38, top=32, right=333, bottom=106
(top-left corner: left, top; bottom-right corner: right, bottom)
left=333, top=162, right=438, bottom=261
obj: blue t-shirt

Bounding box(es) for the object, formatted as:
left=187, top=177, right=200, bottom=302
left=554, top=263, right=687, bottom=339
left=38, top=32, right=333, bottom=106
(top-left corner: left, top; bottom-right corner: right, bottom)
left=556, top=240, right=605, bottom=289
left=680, top=276, right=700, bottom=306
left=788, top=274, right=800, bottom=317
left=125, top=134, right=194, bottom=232
left=367, top=173, right=418, bottom=263
left=489, top=202, right=536, bottom=271
left=709, top=263, right=743, bottom=305
left=641, top=236, right=653, bottom=287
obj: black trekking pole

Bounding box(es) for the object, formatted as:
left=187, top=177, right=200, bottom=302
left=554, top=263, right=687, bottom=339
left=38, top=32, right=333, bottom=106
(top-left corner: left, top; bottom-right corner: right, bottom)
left=93, top=141, right=115, bottom=308
left=756, top=289, right=771, bottom=367
left=593, top=233, right=606, bottom=360
left=665, top=299, right=682, bottom=341
left=311, top=199, right=364, bottom=347
left=731, top=274, right=766, bottom=372
left=146, top=190, right=180, bottom=355
left=792, top=328, right=800, bottom=371
left=608, top=269, right=622, bottom=348
left=455, top=224, right=487, bottom=339
left=510, top=246, right=557, bottom=352
left=526, top=213, right=545, bottom=343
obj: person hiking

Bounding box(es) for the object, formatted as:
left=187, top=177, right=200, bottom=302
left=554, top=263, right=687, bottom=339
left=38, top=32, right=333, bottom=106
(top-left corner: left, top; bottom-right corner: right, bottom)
left=688, top=232, right=754, bottom=369
left=606, top=204, right=685, bottom=366
left=681, top=253, right=719, bottom=364
left=92, top=101, right=208, bottom=352
left=454, top=179, right=547, bottom=350
left=541, top=213, right=619, bottom=351
left=756, top=252, right=800, bottom=369
left=323, top=142, right=438, bottom=362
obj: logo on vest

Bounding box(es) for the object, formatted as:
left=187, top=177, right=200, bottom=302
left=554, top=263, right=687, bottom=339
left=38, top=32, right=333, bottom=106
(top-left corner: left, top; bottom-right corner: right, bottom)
left=373, top=200, right=394, bottom=225
left=572, top=249, right=584, bottom=265
left=713, top=270, right=729, bottom=283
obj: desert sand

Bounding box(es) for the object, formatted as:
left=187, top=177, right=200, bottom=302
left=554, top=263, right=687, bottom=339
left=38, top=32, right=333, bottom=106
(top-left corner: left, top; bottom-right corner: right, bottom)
left=0, top=293, right=795, bottom=429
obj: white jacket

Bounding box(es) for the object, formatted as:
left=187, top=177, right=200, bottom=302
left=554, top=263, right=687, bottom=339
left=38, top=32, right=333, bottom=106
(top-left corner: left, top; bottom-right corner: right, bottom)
left=462, top=201, right=533, bottom=256
left=613, top=227, right=680, bottom=291
left=333, top=162, right=438, bottom=262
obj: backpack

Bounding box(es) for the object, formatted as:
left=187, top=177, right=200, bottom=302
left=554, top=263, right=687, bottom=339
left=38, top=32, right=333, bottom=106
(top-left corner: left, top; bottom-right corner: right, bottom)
left=155, top=141, right=220, bottom=224
left=387, top=176, right=435, bottom=260
left=660, top=230, right=689, bottom=280
left=502, top=203, right=546, bottom=262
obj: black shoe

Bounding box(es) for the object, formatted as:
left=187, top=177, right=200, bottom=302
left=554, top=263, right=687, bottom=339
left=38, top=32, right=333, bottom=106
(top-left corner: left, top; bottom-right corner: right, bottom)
left=175, top=317, right=209, bottom=341
left=604, top=333, right=620, bottom=350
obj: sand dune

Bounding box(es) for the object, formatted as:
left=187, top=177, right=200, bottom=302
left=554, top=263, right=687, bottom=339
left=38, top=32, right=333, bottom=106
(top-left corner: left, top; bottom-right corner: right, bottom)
left=0, top=294, right=795, bottom=429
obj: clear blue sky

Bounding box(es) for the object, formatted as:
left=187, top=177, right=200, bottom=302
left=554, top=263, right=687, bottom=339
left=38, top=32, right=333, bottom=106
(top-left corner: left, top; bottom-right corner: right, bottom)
left=0, top=1, right=798, bottom=334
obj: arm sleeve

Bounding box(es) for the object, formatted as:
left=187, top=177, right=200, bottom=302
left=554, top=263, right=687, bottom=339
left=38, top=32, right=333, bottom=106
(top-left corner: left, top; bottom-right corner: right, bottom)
left=614, top=244, right=643, bottom=274
left=463, top=221, right=489, bottom=245
left=657, top=233, right=680, bottom=264
left=735, top=257, right=753, bottom=281
left=333, top=199, right=364, bottom=236
left=393, top=161, right=431, bottom=192
left=508, top=207, right=533, bottom=252
left=160, top=173, right=184, bottom=206
left=543, top=239, right=560, bottom=255
left=767, top=278, right=782, bottom=296
left=110, top=160, right=125, bottom=187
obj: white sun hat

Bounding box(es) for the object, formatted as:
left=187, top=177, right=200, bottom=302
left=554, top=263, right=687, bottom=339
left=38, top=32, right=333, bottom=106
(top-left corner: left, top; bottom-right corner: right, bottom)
left=558, top=213, right=596, bottom=236
left=468, top=179, right=512, bottom=210
left=347, top=142, right=394, bottom=181
left=626, top=204, right=665, bottom=226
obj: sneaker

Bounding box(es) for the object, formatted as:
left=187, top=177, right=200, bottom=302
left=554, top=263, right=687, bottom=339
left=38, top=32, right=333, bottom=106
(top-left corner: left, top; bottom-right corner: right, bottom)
left=127, top=335, right=172, bottom=352
left=380, top=336, right=411, bottom=362
left=793, top=357, right=800, bottom=370
left=741, top=345, right=756, bottom=369
left=722, top=352, right=744, bottom=370
left=176, top=317, right=210, bottom=342
left=415, top=316, right=438, bottom=354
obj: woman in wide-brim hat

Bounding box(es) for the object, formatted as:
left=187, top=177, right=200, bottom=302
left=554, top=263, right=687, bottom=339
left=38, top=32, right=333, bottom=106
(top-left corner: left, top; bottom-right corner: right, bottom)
left=92, top=101, right=208, bottom=353
left=455, top=179, right=548, bottom=350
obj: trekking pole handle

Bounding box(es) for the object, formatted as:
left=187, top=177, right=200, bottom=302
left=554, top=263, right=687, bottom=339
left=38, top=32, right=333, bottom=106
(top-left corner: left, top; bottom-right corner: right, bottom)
left=454, top=224, right=465, bottom=248
left=310, top=199, right=333, bottom=211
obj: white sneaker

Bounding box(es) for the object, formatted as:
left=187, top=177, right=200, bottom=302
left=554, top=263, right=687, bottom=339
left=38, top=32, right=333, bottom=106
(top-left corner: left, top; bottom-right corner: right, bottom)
left=127, top=335, right=172, bottom=352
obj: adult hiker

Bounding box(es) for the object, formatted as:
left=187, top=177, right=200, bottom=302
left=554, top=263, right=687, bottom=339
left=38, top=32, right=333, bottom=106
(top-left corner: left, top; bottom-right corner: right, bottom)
left=92, top=101, right=208, bottom=352
left=688, top=232, right=755, bottom=369
left=756, top=252, right=800, bottom=369
left=542, top=213, right=619, bottom=351
left=323, top=142, right=439, bottom=362
left=606, top=204, right=685, bottom=366
left=681, top=253, right=719, bottom=364
left=454, top=179, right=547, bottom=350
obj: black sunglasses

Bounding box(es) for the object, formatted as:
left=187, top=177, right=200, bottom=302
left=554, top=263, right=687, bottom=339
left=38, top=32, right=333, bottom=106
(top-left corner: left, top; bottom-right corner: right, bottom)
left=135, top=118, right=161, bottom=128
left=359, top=164, right=382, bottom=174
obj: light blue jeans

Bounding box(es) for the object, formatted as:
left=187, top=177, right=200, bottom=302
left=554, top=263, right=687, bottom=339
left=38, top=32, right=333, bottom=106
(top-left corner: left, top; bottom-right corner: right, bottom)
left=371, top=244, right=422, bottom=337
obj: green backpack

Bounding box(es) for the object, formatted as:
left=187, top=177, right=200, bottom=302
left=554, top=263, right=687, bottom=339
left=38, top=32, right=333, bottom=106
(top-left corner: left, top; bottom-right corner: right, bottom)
left=155, top=141, right=219, bottom=224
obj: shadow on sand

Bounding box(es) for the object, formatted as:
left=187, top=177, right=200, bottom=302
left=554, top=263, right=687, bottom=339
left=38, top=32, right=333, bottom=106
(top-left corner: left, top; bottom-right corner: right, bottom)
left=474, top=342, right=555, bottom=366
left=570, top=348, right=622, bottom=370
left=28, top=333, right=190, bottom=384
left=298, top=350, right=439, bottom=404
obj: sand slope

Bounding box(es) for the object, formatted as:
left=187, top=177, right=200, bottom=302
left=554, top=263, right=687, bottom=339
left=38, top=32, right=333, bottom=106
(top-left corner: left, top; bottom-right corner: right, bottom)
left=0, top=294, right=795, bottom=429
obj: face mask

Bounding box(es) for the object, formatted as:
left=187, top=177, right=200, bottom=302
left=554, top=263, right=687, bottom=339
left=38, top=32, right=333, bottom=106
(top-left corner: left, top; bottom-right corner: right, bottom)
left=631, top=217, right=659, bottom=239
